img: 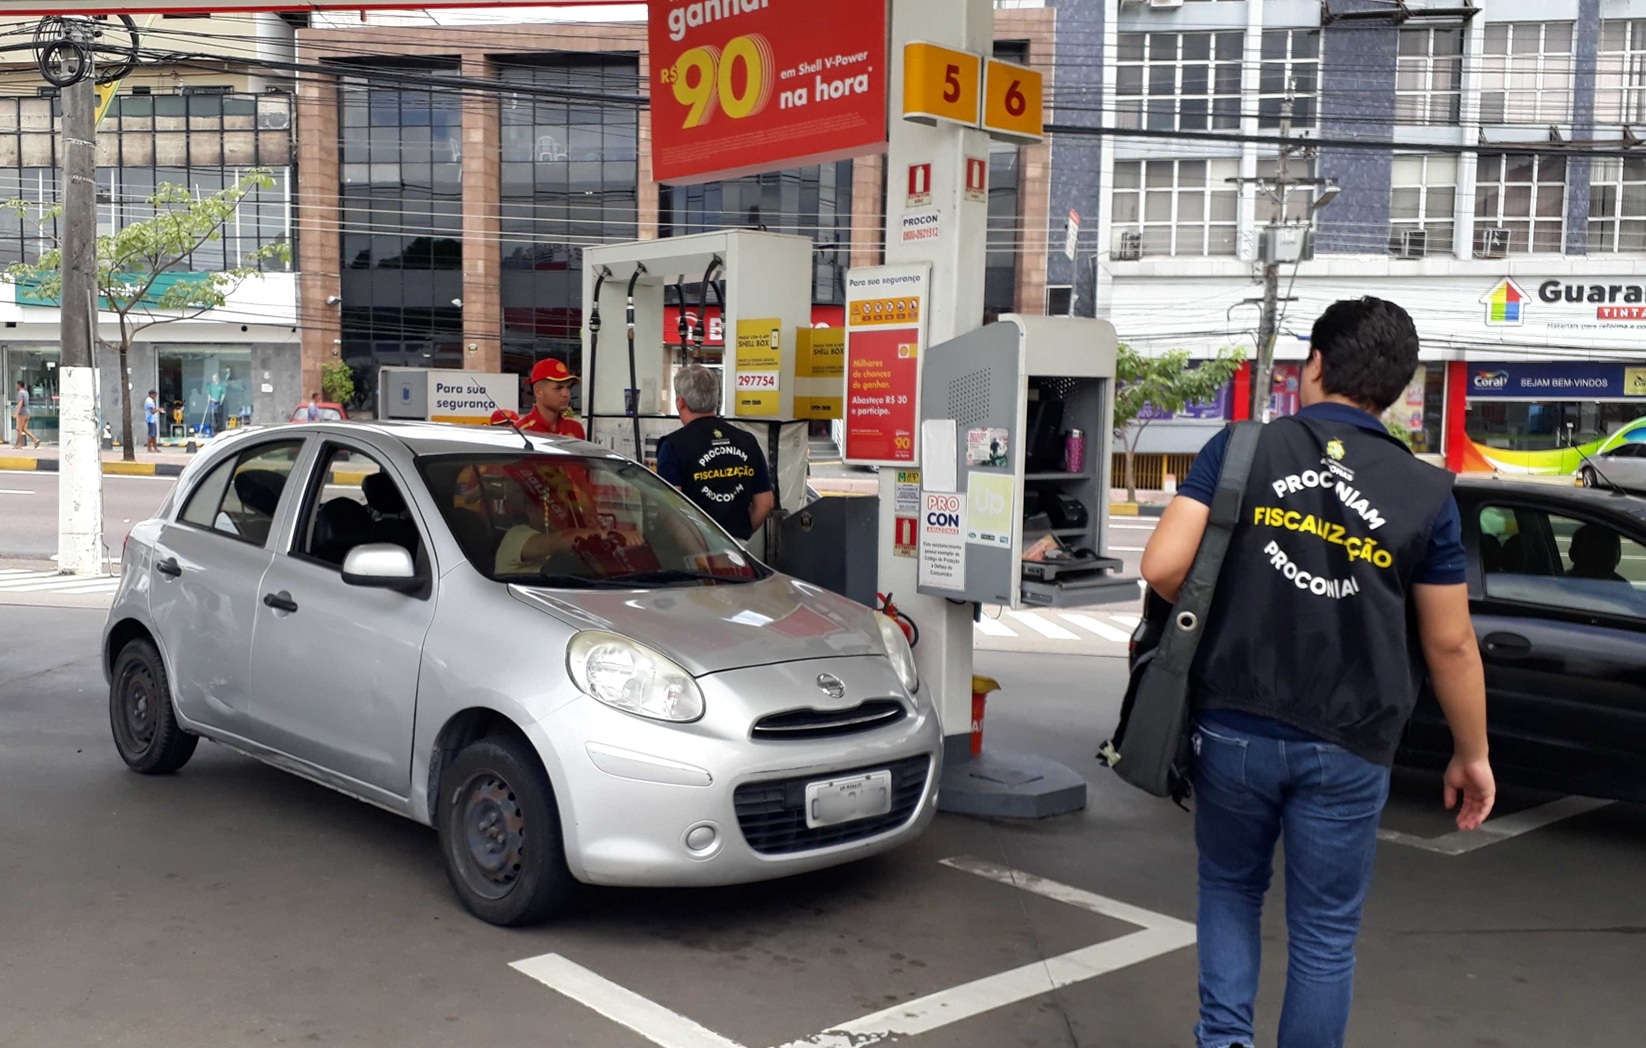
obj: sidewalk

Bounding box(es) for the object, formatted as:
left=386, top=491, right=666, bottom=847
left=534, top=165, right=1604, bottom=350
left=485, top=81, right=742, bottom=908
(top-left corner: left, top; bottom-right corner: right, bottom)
left=0, top=443, right=203, bottom=477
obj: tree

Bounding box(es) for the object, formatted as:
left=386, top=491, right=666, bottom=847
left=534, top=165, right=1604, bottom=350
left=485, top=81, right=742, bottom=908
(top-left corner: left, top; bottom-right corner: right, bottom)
left=1113, top=344, right=1245, bottom=502
left=320, top=359, right=356, bottom=407
left=4, top=170, right=290, bottom=461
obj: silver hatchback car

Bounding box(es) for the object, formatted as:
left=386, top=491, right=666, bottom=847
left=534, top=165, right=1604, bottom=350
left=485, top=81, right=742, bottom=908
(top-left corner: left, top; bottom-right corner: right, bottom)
left=103, top=422, right=939, bottom=925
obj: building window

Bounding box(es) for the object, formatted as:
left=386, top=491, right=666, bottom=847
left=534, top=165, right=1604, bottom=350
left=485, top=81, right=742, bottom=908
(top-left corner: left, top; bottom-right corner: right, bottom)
left=1395, top=27, right=1464, bottom=126
left=662, top=162, right=852, bottom=305
left=337, top=67, right=466, bottom=410
left=1588, top=157, right=1646, bottom=253
left=985, top=144, right=1020, bottom=316
left=497, top=57, right=640, bottom=378
left=1258, top=29, right=1319, bottom=130
left=1115, top=31, right=1243, bottom=133
left=1111, top=158, right=1239, bottom=258
left=1480, top=22, right=1574, bottom=125
left=1473, top=154, right=1566, bottom=255
left=1389, top=155, right=1457, bottom=257
left=1597, top=19, right=1646, bottom=125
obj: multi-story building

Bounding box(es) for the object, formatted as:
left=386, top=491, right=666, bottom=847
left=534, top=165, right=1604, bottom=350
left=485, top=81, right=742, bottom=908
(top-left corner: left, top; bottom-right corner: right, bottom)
left=294, top=5, right=1061, bottom=417
left=0, top=13, right=300, bottom=445
left=1087, top=0, right=1646, bottom=475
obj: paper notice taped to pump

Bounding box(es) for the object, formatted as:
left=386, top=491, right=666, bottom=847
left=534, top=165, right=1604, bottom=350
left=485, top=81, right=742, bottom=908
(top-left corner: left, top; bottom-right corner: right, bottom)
left=894, top=470, right=921, bottom=515
left=918, top=491, right=966, bottom=590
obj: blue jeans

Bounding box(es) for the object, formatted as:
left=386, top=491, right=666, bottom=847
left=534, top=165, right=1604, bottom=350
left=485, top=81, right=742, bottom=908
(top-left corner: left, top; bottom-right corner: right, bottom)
left=1192, top=720, right=1391, bottom=1048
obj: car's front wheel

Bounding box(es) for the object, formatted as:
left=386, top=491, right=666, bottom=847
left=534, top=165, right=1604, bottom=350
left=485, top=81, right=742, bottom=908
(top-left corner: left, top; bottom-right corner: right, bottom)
left=438, top=736, right=573, bottom=926
left=1580, top=466, right=1599, bottom=488
left=109, top=638, right=198, bottom=774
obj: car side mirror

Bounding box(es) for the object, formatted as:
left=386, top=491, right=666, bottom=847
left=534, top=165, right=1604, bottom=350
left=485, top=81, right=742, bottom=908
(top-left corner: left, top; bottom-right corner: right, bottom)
left=341, top=543, right=419, bottom=591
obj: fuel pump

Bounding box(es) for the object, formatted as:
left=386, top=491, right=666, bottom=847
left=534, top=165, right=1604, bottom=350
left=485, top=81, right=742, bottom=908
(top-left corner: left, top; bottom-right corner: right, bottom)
left=580, top=231, right=828, bottom=555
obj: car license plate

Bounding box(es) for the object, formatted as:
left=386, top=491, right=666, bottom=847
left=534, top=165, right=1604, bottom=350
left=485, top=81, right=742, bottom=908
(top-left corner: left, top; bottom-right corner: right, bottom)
left=805, top=770, right=893, bottom=829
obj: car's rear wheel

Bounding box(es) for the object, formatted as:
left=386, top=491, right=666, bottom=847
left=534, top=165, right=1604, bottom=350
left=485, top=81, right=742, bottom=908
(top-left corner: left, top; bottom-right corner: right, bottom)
left=438, top=736, right=573, bottom=926
left=1580, top=466, right=1599, bottom=488
left=109, top=638, right=198, bottom=774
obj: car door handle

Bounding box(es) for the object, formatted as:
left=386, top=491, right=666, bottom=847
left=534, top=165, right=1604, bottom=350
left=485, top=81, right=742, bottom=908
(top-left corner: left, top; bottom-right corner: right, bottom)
left=155, top=557, right=182, bottom=578
left=1482, top=631, right=1532, bottom=658
left=262, top=591, right=299, bottom=613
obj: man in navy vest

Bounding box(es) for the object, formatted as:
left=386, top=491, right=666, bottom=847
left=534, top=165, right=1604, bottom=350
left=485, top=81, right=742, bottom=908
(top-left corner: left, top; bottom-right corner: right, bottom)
left=1142, top=298, right=1495, bottom=1048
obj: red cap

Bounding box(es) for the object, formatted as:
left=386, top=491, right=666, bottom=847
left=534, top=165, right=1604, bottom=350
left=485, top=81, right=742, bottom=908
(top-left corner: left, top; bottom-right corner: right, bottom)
left=529, top=358, right=579, bottom=385
left=489, top=408, right=520, bottom=426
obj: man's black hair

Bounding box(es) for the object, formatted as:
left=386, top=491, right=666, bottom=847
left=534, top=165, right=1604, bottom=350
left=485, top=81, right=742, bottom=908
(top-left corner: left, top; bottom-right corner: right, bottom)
left=1308, top=297, right=1419, bottom=413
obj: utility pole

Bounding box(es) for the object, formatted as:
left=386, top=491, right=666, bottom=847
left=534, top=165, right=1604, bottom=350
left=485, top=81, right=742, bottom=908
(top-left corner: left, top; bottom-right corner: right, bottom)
left=1250, top=91, right=1294, bottom=424
left=58, top=19, right=103, bottom=576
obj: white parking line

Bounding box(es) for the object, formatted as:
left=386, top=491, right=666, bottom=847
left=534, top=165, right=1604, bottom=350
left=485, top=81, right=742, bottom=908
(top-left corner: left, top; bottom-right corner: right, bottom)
left=1006, top=610, right=1080, bottom=641
left=512, top=857, right=1196, bottom=1048
left=974, top=614, right=1016, bottom=637
left=1059, top=613, right=1133, bottom=643
left=1110, top=613, right=1141, bottom=629
left=1378, top=795, right=1614, bottom=856
left=510, top=954, right=746, bottom=1048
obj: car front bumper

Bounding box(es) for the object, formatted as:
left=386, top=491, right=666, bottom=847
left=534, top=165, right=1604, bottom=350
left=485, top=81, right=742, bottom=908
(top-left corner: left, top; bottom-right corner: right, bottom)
left=532, top=654, right=941, bottom=887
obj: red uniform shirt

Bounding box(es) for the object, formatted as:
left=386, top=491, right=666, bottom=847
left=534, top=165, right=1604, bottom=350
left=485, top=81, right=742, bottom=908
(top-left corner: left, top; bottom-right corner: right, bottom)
left=518, top=409, right=586, bottom=440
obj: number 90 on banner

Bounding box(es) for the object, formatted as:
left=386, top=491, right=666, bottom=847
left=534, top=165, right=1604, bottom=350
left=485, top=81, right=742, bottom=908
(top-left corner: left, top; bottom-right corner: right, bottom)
left=661, top=33, right=776, bottom=129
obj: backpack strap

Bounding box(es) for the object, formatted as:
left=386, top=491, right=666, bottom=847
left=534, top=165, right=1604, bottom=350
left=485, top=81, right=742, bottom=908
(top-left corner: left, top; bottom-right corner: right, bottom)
left=1151, top=420, right=1263, bottom=675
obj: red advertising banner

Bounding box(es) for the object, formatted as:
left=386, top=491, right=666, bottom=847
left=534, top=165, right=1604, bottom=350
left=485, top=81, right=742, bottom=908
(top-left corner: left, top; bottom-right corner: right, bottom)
left=843, top=264, right=929, bottom=466
left=648, top=0, right=889, bottom=185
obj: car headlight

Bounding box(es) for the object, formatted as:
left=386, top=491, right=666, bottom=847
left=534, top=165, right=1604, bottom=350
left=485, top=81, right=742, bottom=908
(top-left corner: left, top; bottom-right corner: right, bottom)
left=874, top=612, right=920, bottom=695
left=566, top=631, right=704, bottom=723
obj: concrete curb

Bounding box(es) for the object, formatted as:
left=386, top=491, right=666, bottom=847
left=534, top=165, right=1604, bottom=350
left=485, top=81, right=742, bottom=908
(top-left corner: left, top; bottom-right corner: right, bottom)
left=0, top=457, right=185, bottom=477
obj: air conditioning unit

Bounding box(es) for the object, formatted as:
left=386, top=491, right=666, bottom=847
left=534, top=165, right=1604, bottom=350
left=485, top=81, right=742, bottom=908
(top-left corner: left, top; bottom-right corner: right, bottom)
left=1475, top=226, right=1511, bottom=260
left=1112, top=230, right=1143, bottom=261
left=257, top=107, right=291, bottom=130
left=1397, top=229, right=1428, bottom=259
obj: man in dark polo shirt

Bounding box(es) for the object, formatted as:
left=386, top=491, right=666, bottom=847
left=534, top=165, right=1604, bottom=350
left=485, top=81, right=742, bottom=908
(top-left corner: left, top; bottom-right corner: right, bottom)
left=655, top=365, right=773, bottom=542
left=1142, top=298, right=1496, bottom=1048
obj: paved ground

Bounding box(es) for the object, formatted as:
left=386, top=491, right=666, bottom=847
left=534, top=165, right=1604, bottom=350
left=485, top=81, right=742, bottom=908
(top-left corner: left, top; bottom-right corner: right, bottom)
left=4, top=607, right=1641, bottom=1048
left=0, top=471, right=177, bottom=561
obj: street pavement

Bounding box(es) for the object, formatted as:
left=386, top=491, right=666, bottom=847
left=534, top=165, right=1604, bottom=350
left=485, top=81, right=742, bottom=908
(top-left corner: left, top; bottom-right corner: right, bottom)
left=0, top=470, right=177, bottom=561
left=3, top=607, right=1641, bottom=1048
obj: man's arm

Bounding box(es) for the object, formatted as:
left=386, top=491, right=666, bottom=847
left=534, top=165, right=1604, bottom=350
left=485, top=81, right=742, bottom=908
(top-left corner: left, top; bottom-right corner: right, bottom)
left=749, top=490, right=775, bottom=531
left=1140, top=496, right=1211, bottom=603
left=1411, top=581, right=1496, bottom=830
left=654, top=441, right=684, bottom=487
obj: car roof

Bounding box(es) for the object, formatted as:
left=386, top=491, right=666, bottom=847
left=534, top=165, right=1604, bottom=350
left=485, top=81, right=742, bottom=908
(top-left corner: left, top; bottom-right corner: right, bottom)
left=204, top=420, right=620, bottom=461
left=1454, top=475, right=1646, bottom=524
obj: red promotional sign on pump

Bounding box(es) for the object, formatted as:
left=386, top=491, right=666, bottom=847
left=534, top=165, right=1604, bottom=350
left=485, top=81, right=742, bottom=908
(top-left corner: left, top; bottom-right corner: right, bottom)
left=648, top=0, right=889, bottom=185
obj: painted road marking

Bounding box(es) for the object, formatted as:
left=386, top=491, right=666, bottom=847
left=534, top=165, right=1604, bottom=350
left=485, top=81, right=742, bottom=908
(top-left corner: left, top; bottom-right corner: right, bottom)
left=974, top=614, right=1016, bottom=637
left=1378, top=795, right=1614, bottom=856
left=511, top=858, right=1195, bottom=1048
left=1060, top=613, right=1133, bottom=643
left=510, top=954, right=746, bottom=1048
left=1006, top=610, right=1080, bottom=641
left=1111, top=613, right=1141, bottom=628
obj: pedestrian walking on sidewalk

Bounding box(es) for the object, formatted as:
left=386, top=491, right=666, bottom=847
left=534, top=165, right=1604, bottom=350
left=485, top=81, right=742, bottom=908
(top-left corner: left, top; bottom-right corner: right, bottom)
left=13, top=380, right=40, bottom=448
left=144, top=389, right=160, bottom=453
left=1141, top=298, right=1496, bottom=1048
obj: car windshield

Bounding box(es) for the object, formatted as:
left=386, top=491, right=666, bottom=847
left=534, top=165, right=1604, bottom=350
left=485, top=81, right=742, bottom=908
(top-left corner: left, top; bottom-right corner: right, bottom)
left=417, top=452, right=768, bottom=588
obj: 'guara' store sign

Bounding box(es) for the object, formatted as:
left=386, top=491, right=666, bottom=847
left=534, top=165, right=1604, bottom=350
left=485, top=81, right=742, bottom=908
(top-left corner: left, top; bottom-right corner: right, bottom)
left=1481, top=276, right=1646, bottom=330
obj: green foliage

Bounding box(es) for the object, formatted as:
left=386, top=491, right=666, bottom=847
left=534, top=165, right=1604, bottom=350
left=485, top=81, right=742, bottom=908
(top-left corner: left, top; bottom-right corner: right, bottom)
left=1, top=169, right=290, bottom=334
left=1382, top=415, right=1415, bottom=448
left=1113, top=344, right=1245, bottom=438
left=1113, top=344, right=1245, bottom=500
left=321, top=359, right=356, bottom=407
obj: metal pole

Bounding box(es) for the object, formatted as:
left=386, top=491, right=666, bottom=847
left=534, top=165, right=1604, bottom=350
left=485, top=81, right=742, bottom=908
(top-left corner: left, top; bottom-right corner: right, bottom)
left=58, top=26, right=104, bottom=576
left=1250, top=88, right=1294, bottom=424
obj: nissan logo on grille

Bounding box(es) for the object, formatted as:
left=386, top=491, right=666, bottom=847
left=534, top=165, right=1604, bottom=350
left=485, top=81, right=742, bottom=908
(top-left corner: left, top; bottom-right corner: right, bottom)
left=816, top=673, right=846, bottom=700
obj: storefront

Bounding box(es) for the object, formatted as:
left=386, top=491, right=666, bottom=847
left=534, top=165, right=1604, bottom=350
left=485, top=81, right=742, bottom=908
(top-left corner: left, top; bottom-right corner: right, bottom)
left=1448, top=360, right=1646, bottom=473
left=4, top=346, right=60, bottom=445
